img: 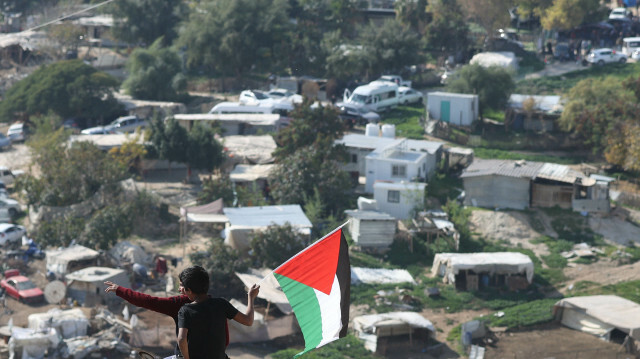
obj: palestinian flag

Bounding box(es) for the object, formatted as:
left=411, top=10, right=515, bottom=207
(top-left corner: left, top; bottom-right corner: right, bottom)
left=274, top=226, right=350, bottom=357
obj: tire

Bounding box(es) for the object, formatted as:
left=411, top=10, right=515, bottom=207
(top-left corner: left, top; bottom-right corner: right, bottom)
left=597, top=60, right=605, bottom=66
left=619, top=58, right=627, bottom=64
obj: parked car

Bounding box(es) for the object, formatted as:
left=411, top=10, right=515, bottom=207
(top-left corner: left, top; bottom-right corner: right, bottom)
left=81, top=115, right=147, bottom=135
left=632, top=49, right=640, bottom=61
left=609, top=7, right=632, bottom=20
left=239, top=90, right=272, bottom=105
left=586, top=48, right=628, bottom=65
left=398, top=86, right=424, bottom=105
left=0, top=133, right=11, bottom=151
left=266, top=88, right=303, bottom=104
left=0, top=270, right=45, bottom=303
left=0, top=197, right=20, bottom=217
left=0, top=223, right=26, bottom=247
left=6, top=123, right=28, bottom=142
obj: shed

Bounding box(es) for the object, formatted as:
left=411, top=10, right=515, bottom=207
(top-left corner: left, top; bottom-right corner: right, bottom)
left=373, top=181, right=426, bottom=220
left=45, top=245, right=100, bottom=278
left=461, top=159, right=544, bottom=209
left=427, top=92, right=479, bottom=127
left=554, top=295, right=640, bottom=343
left=353, top=312, right=434, bottom=354
left=507, top=94, right=563, bottom=132
left=344, top=209, right=396, bottom=248
left=431, top=252, right=534, bottom=291
left=65, top=267, right=130, bottom=307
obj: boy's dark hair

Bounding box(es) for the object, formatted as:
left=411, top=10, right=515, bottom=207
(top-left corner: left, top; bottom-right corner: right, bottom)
left=179, top=266, right=210, bottom=294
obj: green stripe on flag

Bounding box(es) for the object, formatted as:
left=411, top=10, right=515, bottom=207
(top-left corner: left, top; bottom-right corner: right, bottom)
left=275, top=273, right=323, bottom=353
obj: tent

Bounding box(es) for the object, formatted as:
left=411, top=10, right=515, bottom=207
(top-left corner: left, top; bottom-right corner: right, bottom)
left=554, top=295, right=640, bottom=342
left=108, top=241, right=151, bottom=266
left=46, top=245, right=100, bottom=278
left=28, top=308, right=89, bottom=339
left=9, top=327, right=60, bottom=359
left=431, top=252, right=533, bottom=291
left=180, top=198, right=226, bottom=223
left=353, top=312, right=434, bottom=353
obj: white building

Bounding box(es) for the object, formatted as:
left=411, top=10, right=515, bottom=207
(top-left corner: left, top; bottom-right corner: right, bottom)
left=427, top=92, right=479, bottom=127
left=336, top=133, right=443, bottom=190
left=365, top=140, right=431, bottom=193
left=373, top=181, right=426, bottom=220
left=344, top=209, right=396, bottom=248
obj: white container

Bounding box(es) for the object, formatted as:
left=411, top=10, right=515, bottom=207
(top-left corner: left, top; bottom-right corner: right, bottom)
left=381, top=124, right=396, bottom=138
left=365, top=123, right=380, bottom=137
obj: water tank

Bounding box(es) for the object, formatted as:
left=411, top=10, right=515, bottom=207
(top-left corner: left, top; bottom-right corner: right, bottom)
left=381, top=124, right=396, bottom=138
left=365, top=123, right=380, bottom=137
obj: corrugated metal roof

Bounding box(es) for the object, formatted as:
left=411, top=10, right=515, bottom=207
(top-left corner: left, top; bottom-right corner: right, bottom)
left=230, top=164, right=275, bottom=182
left=460, top=159, right=544, bottom=179
left=224, top=205, right=312, bottom=228
left=405, top=139, right=443, bottom=154
left=428, top=91, right=478, bottom=100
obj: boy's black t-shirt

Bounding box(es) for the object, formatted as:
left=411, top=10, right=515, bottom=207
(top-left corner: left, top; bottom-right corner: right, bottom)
left=177, top=297, right=239, bottom=359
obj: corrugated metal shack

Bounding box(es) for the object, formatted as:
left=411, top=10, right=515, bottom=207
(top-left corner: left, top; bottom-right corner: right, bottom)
left=344, top=209, right=396, bottom=248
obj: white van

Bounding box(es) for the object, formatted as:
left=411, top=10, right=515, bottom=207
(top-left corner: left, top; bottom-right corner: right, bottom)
left=208, top=101, right=293, bottom=116
left=622, top=37, right=640, bottom=56
left=342, top=81, right=399, bottom=113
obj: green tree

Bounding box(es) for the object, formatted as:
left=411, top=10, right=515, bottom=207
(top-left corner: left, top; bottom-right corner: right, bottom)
left=268, top=145, right=353, bottom=215
left=357, top=19, right=423, bottom=77
left=274, top=100, right=346, bottom=160
left=559, top=77, right=640, bottom=169
left=446, top=64, right=515, bottom=115
left=186, top=122, right=224, bottom=175
left=177, top=0, right=291, bottom=77
left=395, top=0, right=430, bottom=35
left=190, top=238, right=249, bottom=297
left=122, top=39, right=187, bottom=101
left=322, top=30, right=369, bottom=80
left=148, top=116, right=189, bottom=166
left=108, top=0, right=185, bottom=46
left=425, top=0, right=469, bottom=55
left=0, top=60, right=123, bottom=122
left=458, top=0, right=512, bottom=35
left=249, top=224, right=306, bottom=268
left=540, top=0, right=603, bottom=31
left=83, top=205, right=133, bottom=250
left=198, top=175, right=235, bottom=205
left=17, top=131, right=128, bottom=208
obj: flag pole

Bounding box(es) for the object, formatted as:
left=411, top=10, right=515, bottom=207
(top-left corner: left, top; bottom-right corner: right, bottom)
left=256, top=220, right=350, bottom=286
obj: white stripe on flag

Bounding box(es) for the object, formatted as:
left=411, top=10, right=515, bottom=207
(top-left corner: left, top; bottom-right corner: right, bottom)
left=315, top=274, right=343, bottom=348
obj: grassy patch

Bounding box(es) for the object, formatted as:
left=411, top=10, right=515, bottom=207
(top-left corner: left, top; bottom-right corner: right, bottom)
left=541, top=252, right=568, bottom=268
left=350, top=250, right=395, bottom=268
left=270, top=335, right=378, bottom=359
left=541, top=207, right=604, bottom=245
left=571, top=280, right=640, bottom=303
left=515, top=62, right=640, bottom=95
left=484, top=108, right=505, bottom=122
left=484, top=299, right=557, bottom=329
left=381, top=106, right=425, bottom=139
left=473, top=147, right=583, bottom=164
left=427, top=172, right=464, bottom=205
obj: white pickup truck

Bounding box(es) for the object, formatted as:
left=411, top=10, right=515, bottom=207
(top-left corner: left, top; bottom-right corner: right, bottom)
left=376, top=75, right=411, bottom=88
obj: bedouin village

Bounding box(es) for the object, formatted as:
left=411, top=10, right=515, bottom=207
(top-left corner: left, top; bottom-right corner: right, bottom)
left=1, top=0, right=640, bottom=358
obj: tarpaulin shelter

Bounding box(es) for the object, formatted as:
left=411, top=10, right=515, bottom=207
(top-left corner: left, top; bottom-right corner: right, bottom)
left=554, top=295, right=640, bottom=342
left=46, top=245, right=100, bottom=278
left=353, top=312, right=435, bottom=353
left=351, top=267, right=416, bottom=285
left=28, top=308, right=89, bottom=339
left=432, top=252, right=533, bottom=291
left=8, top=327, right=60, bottom=359
left=179, top=198, right=227, bottom=256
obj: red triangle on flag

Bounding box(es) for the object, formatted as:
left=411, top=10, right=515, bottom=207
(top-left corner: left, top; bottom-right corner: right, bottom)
left=274, top=229, right=342, bottom=295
